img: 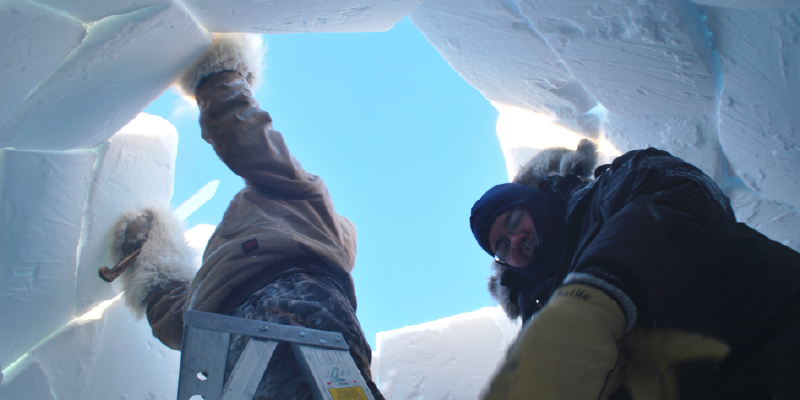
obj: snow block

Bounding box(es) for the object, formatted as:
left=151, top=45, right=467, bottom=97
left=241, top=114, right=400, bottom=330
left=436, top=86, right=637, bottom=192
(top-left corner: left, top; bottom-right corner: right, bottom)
left=0, top=361, right=56, bottom=400
left=554, top=112, right=604, bottom=140
left=692, top=0, right=800, bottom=9
left=74, top=113, right=178, bottom=315
left=0, top=1, right=86, bottom=130
left=493, top=103, right=619, bottom=181
left=519, top=0, right=717, bottom=115
left=604, top=113, right=725, bottom=184
left=0, top=3, right=211, bottom=151
left=0, top=150, right=96, bottom=371
left=725, top=180, right=800, bottom=252
left=374, top=307, right=519, bottom=399
left=409, top=0, right=597, bottom=119
left=31, top=0, right=166, bottom=23
left=30, top=298, right=181, bottom=400
left=182, top=0, right=422, bottom=33
left=708, top=8, right=800, bottom=210
left=30, top=314, right=104, bottom=400
left=185, top=223, right=216, bottom=268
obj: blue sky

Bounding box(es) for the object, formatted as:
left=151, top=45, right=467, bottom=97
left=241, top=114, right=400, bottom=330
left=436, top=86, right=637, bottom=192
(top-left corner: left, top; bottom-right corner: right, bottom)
left=144, top=17, right=508, bottom=348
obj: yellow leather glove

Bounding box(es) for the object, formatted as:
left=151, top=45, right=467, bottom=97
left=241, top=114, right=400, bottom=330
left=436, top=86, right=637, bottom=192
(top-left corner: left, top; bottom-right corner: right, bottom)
left=482, top=284, right=626, bottom=400
left=622, top=328, right=730, bottom=400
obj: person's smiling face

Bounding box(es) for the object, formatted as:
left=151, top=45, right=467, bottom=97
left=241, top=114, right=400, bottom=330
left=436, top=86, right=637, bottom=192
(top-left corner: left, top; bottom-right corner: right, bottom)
left=487, top=205, right=538, bottom=268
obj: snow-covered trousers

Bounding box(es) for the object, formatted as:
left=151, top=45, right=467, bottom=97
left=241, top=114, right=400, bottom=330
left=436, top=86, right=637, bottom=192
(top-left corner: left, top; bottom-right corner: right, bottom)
left=225, top=272, right=384, bottom=400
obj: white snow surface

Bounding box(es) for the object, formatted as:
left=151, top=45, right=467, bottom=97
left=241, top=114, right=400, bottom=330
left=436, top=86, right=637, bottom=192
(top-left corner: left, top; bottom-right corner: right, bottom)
left=604, top=113, right=725, bottom=185
left=409, top=0, right=598, bottom=119
left=708, top=7, right=800, bottom=210
left=182, top=0, right=423, bottom=33
left=174, top=180, right=220, bottom=223
left=0, top=0, right=86, bottom=129
left=31, top=0, right=167, bottom=23
left=494, top=103, right=621, bottom=180
left=519, top=0, right=717, bottom=116
left=2, top=0, right=800, bottom=399
left=0, top=3, right=211, bottom=151
left=725, top=180, right=800, bottom=252
left=374, top=306, right=519, bottom=400
left=0, top=149, right=96, bottom=372
left=74, top=113, right=179, bottom=316
left=0, top=361, right=55, bottom=400
left=184, top=223, right=217, bottom=268
left=0, top=296, right=181, bottom=400
left=692, top=0, right=800, bottom=9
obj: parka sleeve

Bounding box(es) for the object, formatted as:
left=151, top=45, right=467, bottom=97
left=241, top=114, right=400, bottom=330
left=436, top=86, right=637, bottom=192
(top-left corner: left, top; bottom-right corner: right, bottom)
left=195, top=71, right=320, bottom=197
left=192, top=70, right=357, bottom=276
left=145, top=282, right=190, bottom=350
left=569, top=150, right=738, bottom=324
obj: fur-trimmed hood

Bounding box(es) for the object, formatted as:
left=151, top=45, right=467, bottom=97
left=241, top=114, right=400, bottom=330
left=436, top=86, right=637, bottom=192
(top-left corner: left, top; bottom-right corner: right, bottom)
left=488, top=139, right=598, bottom=320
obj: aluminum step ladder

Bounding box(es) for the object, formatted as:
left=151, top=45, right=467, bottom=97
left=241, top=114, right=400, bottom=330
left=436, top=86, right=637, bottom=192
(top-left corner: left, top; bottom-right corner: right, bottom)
left=177, top=310, right=375, bottom=400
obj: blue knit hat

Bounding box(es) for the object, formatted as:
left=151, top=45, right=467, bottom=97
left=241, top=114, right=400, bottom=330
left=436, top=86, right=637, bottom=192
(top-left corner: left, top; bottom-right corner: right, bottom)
left=470, top=183, right=566, bottom=282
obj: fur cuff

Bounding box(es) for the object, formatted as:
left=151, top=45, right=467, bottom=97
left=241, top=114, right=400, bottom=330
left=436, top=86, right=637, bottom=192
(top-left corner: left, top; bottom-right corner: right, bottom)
left=111, top=206, right=196, bottom=318
left=564, top=272, right=637, bottom=331
left=177, top=33, right=264, bottom=98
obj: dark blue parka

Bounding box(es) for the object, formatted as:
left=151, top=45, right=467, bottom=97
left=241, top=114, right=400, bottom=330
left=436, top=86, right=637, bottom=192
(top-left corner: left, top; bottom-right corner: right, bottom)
left=500, top=148, right=800, bottom=398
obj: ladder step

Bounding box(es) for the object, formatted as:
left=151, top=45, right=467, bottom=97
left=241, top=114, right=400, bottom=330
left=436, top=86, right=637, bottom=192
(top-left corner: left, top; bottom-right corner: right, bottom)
left=220, top=339, right=278, bottom=400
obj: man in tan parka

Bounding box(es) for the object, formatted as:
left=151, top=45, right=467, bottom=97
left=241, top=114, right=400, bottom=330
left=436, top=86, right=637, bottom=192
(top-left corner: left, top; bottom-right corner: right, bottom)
left=112, top=34, right=383, bottom=400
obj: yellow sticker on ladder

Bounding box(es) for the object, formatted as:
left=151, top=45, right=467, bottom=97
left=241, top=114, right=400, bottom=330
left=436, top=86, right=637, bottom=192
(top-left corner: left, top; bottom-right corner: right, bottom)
left=328, top=386, right=369, bottom=400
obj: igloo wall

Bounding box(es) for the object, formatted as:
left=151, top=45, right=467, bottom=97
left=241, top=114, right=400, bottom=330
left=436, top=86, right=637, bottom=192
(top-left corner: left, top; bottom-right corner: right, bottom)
left=1, top=0, right=799, bottom=399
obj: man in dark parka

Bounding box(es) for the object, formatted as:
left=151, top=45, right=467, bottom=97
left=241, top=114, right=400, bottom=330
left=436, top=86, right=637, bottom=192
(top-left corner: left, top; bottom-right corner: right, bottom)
left=471, top=140, right=800, bottom=399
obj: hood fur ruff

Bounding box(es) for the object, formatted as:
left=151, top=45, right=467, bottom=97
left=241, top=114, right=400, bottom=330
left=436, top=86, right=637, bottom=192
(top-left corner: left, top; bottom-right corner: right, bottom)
left=488, top=139, right=598, bottom=320
left=111, top=206, right=196, bottom=318
left=177, top=33, right=265, bottom=99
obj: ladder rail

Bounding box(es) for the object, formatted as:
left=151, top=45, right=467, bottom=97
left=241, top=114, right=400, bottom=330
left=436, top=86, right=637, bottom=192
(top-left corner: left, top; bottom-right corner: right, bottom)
left=183, top=310, right=349, bottom=350
left=178, top=310, right=373, bottom=400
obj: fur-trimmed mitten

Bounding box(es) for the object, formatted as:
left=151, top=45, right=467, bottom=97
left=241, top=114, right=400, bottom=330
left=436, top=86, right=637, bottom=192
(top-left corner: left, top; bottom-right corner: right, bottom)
left=111, top=207, right=196, bottom=318
left=177, top=33, right=264, bottom=98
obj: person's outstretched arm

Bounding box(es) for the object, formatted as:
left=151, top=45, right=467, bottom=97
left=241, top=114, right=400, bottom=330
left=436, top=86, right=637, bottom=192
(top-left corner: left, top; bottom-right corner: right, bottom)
left=185, top=34, right=320, bottom=198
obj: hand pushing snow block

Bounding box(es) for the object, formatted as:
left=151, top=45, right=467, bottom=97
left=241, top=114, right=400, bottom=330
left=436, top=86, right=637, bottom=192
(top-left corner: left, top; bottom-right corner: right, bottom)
left=0, top=3, right=211, bottom=151
left=0, top=1, right=85, bottom=132
left=30, top=0, right=165, bottom=23
left=0, top=150, right=95, bottom=371
left=604, top=114, right=725, bottom=184
left=692, top=0, right=800, bottom=9
left=374, top=307, right=519, bottom=399
left=708, top=8, right=800, bottom=210
left=519, top=0, right=717, bottom=115
left=182, top=0, right=422, bottom=33
left=409, top=0, right=597, bottom=119
left=74, top=113, right=178, bottom=316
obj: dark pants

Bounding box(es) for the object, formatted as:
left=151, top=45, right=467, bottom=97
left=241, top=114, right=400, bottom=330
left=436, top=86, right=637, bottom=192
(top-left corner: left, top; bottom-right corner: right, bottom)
left=225, top=272, right=384, bottom=400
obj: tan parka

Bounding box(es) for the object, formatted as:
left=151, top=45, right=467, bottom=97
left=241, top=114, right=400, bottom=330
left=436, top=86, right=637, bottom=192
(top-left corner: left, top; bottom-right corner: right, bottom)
left=146, top=71, right=358, bottom=349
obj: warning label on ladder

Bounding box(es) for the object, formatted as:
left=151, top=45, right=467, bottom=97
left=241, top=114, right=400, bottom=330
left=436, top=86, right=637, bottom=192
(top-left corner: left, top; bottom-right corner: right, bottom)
left=328, top=386, right=369, bottom=400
